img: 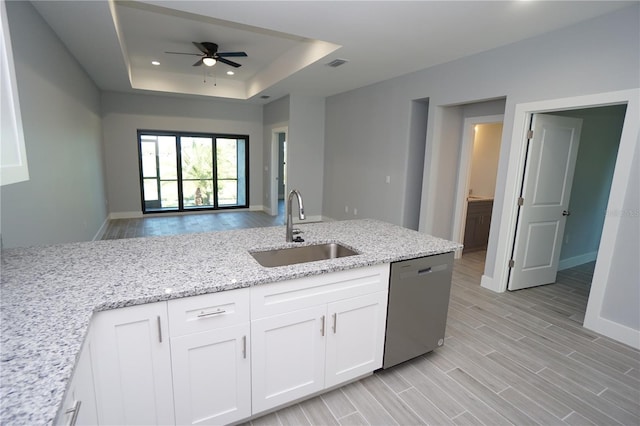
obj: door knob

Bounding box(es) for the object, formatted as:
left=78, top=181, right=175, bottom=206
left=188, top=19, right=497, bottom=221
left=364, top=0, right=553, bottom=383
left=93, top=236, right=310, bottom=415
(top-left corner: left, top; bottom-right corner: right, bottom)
left=562, top=210, right=571, bottom=216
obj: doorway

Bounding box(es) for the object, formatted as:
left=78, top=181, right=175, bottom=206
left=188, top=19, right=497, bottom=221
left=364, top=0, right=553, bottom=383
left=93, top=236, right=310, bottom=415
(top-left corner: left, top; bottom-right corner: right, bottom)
left=486, top=89, right=638, bottom=347
left=452, top=115, right=503, bottom=259
left=269, top=127, right=288, bottom=216
left=507, top=105, right=625, bottom=292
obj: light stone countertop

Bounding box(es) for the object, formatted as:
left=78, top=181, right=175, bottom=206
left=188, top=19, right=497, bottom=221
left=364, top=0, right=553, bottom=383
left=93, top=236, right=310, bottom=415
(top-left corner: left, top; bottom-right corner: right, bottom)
left=0, top=219, right=461, bottom=425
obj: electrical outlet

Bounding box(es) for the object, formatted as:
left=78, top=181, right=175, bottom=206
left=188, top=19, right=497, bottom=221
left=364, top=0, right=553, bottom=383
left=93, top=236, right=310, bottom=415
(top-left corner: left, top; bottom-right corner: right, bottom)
left=353, top=208, right=358, bottom=216
left=385, top=176, right=391, bottom=184
left=345, top=206, right=349, bottom=213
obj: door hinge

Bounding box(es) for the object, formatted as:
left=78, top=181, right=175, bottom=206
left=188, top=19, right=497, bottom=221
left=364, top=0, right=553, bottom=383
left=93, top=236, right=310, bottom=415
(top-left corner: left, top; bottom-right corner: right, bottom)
left=517, top=197, right=524, bottom=206
left=508, top=259, right=515, bottom=268
left=527, top=130, right=534, bottom=139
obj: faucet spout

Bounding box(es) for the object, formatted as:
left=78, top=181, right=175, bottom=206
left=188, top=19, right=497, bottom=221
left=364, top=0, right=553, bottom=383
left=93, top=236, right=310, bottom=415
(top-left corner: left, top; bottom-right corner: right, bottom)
left=286, top=189, right=305, bottom=242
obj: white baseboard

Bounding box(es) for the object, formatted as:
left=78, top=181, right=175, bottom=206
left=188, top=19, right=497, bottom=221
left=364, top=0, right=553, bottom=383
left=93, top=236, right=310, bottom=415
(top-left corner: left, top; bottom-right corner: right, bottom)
left=584, top=315, right=640, bottom=350
left=481, top=274, right=502, bottom=293
left=92, top=217, right=110, bottom=241
left=249, top=204, right=264, bottom=211
left=559, top=251, right=598, bottom=271
left=109, top=211, right=143, bottom=219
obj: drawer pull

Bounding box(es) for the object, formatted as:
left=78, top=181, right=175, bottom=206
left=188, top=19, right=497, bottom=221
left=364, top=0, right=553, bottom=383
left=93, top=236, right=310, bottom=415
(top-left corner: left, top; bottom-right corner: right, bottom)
left=242, top=335, right=247, bottom=359
left=66, top=400, right=81, bottom=426
left=332, top=313, right=337, bottom=334
left=320, top=315, right=326, bottom=336
left=197, top=309, right=226, bottom=318
left=157, top=316, right=162, bottom=343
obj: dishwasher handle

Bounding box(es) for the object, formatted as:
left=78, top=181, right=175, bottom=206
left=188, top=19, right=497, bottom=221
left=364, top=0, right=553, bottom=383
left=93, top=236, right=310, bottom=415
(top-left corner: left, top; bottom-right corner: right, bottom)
left=399, top=263, right=449, bottom=280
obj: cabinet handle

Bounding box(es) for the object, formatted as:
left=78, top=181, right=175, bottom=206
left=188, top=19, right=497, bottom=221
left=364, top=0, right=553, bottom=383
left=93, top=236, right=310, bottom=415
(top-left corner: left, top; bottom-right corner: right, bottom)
left=320, top=315, right=325, bottom=336
left=65, top=400, right=81, bottom=426
left=157, top=316, right=162, bottom=343
left=332, top=313, right=337, bottom=334
left=242, top=335, right=247, bottom=359
left=197, top=309, right=226, bottom=318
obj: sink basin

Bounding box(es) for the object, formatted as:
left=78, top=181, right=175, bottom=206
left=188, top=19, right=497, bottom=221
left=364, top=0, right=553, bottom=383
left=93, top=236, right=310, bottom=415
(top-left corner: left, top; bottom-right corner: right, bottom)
left=250, top=243, right=359, bottom=267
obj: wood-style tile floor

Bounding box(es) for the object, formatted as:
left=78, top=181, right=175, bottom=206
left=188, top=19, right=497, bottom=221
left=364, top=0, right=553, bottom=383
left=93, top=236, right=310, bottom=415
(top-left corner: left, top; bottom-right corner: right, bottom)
left=101, top=214, right=640, bottom=425
left=101, top=202, right=285, bottom=240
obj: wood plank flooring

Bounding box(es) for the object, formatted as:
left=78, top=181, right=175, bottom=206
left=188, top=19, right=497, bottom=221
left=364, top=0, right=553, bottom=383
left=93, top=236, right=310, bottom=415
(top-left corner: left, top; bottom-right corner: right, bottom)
left=101, top=202, right=284, bottom=240
left=100, top=214, right=640, bottom=425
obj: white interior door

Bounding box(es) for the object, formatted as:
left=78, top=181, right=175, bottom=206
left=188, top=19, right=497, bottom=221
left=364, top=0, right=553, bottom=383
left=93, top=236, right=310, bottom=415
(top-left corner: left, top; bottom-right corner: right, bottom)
left=508, top=114, right=582, bottom=290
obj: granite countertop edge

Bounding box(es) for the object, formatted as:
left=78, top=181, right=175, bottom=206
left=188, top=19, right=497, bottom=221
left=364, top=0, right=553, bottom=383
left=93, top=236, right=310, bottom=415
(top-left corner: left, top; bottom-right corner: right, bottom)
left=0, top=219, right=461, bottom=425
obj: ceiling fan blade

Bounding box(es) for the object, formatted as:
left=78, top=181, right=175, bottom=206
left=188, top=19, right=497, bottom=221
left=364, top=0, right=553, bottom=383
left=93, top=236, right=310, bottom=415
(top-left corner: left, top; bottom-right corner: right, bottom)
left=217, top=51, right=247, bottom=58
left=200, top=42, right=219, bottom=54
left=165, top=51, right=203, bottom=56
left=192, top=42, right=209, bottom=54
left=216, top=57, right=242, bottom=68
left=192, top=58, right=203, bottom=67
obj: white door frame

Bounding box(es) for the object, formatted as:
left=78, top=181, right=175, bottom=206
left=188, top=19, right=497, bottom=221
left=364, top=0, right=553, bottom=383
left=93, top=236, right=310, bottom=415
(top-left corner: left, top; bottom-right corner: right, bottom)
left=483, top=89, right=639, bottom=348
left=269, top=126, right=288, bottom=216
left=452, top=114, right=504, bottom=258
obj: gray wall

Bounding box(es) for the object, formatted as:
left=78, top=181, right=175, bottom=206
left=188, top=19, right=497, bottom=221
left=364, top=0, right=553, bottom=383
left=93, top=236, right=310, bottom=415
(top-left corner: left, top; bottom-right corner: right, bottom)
left=323, top=5, right=639, bottom=335
left=288, top=95, right=325, bottom=219
left=262, top=95, right=289, bottom=210
left=555, top=105, right=626, bottom=265
left=101, top=92, right=263, bottom=215
left=1, top=1, right=106, bottom=248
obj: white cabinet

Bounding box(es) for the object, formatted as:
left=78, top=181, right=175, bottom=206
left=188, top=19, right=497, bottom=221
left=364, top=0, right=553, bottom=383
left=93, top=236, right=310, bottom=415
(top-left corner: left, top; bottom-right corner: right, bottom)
left=251, top=305, right=326, bottom=413
left=325, top=291, right=387, bottom=388
left=250, top=264, right=389, bottom=414
left=168, top=288, right=251, bottom=425
left=90, top=302, right=175, bottom=425
left=56, top=337, right=98, bottom=426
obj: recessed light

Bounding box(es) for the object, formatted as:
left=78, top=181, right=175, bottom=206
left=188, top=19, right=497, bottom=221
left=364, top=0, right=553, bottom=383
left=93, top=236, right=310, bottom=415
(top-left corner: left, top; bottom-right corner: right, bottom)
left=226, top=71, right=235, bottom=76
left=151, top=61, right=160, bottom=66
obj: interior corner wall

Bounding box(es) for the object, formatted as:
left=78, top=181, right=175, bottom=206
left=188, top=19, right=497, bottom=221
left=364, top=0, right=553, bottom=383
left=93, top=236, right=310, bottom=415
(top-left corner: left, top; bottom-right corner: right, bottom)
left=262, top=95, right=289, bottom=210
left=403, top=99, right=429, bottom=230
left=288, top=95, right=325, bottom=219
left=101, top=92, right=263, bottom=215
left=0, top=1, right=106, bottom=248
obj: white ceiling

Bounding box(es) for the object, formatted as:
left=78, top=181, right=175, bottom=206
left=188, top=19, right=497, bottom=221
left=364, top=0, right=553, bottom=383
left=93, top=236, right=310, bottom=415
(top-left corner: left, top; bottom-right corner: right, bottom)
left=32, top=1, right=633, bottom=104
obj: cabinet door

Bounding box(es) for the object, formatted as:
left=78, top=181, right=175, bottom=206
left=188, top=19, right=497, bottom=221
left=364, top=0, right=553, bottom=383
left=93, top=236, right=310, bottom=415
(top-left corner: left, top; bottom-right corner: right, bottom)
left=325, top=291, right=388, bottom=388
left=91, top=302, right=175, bottom=425
left=56, top=339, right=98, bottom=426
left=171, top=324, right=251, bottom=425
left=251, top=305, right=326, bottom=414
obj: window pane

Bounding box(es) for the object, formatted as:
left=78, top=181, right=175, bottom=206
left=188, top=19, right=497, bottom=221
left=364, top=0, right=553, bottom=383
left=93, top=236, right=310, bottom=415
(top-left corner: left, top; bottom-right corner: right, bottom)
left=143, top=178, right=158, bottom=201
left=216, top=138, right=237, bottom=180
left=217, top=180, right=238, bottom=206
left=158, top=136, right=177, bottom=180
left=216, top=138, right=246, bottom=206
left=181, top=137, right=213, bottom=180
left=160, top=180, right=179, bottom=208
left=141, top=141, right=157, bottom=178
left=183, top=179, right=214, bottom=208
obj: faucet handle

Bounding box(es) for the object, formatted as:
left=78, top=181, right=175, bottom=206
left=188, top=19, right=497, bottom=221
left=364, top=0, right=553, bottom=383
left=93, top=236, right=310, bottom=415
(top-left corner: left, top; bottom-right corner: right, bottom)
left=292, top=228, right=304, bottom=235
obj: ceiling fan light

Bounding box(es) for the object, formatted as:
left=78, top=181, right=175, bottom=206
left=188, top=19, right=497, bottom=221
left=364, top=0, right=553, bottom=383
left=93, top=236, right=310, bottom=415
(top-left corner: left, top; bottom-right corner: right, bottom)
left=202, top=57, right=216, bottom=66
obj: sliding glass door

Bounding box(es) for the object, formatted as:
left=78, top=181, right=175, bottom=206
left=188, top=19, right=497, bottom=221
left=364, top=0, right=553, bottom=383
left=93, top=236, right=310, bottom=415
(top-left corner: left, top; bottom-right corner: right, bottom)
left=138, top=131, right=249, bottom=213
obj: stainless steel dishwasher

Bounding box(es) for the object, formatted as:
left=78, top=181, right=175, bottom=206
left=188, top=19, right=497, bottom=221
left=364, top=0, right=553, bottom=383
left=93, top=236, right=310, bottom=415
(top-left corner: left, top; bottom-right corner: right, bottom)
left=383, top=252, right=454, bottom=369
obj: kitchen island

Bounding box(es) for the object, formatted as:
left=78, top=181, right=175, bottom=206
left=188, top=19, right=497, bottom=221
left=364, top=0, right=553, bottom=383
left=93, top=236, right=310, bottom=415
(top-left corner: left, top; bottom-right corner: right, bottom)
left=0, top=219, right=461, bottom=424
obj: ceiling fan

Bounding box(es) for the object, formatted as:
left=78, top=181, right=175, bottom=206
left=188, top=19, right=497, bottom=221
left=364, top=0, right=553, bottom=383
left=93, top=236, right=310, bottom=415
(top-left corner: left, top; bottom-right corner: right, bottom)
left=165, top=42, right=247, bottom=68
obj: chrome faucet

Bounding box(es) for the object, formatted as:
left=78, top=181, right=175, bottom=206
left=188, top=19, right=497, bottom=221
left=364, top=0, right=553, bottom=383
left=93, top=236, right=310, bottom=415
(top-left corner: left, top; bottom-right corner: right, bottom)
left=286, top=189, right=305, bottom=242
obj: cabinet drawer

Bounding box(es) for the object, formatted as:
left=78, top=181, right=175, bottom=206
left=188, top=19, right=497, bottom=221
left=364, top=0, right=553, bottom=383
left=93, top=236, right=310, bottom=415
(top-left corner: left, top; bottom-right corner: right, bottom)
left=168, top=288, right=250, bottom=337
left=251, top=264, right=390, bottom=319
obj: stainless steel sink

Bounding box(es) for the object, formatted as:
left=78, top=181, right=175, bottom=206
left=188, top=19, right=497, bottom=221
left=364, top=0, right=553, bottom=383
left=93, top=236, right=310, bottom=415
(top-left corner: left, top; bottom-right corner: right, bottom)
left=250, top=243, right=359, bottom=267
